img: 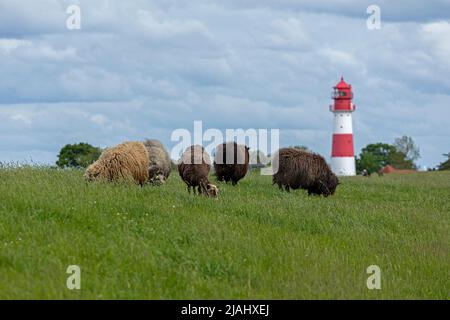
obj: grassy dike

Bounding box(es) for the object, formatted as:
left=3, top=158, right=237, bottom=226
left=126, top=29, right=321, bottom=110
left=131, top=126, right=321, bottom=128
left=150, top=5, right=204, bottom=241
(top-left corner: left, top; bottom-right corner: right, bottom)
left=0, top=167, right=448, bottom=299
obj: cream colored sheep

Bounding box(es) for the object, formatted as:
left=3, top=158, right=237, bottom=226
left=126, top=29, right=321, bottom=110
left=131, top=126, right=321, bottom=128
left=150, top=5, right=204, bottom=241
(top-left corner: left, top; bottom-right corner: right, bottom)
left=84, top=141, right=149, bottom=185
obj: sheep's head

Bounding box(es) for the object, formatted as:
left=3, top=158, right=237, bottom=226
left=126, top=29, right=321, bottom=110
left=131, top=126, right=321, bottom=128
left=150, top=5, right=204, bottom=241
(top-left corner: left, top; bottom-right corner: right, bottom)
left=156, top=173, right=166, bottom=183
left=84, top=163, right=102, bottom=182
left=150, top=173, right=166, bottom=185
left=149, top=167, right=167, bottom=185
left=206, top=183, right=219, bottom=198
left=319, top=172, right=339, bottom=197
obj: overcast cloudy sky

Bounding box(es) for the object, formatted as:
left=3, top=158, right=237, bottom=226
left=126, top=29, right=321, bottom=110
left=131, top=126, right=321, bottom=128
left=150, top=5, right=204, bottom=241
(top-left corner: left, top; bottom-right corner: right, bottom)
left=0, top=0, right=449, bottom=168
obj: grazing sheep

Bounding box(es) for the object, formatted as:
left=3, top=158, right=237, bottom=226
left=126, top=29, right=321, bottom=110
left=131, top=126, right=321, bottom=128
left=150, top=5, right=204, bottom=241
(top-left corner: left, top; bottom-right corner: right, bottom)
left=84, top=141, right=149, bottom=186
left=143, top=139, right=171, bottom=184
left=272, top=148, right=339, bottom=197
left=178, top=145, right=219, bottom=198
left=214, top=142, right=250, bottom=185
left=362, top=169, right=371, bottom=177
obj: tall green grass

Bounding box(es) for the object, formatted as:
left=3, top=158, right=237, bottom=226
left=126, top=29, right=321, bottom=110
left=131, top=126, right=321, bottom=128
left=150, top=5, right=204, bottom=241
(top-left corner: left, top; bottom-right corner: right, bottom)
left=0, top=166, right=448, bottom=299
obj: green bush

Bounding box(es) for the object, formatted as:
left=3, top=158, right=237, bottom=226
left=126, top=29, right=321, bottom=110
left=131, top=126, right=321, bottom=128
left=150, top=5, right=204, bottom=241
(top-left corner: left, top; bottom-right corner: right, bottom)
left=56, top=143, right=101, bottom=169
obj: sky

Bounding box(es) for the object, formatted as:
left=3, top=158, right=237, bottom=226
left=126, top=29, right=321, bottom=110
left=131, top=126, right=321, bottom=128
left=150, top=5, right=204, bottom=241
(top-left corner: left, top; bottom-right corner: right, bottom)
left=0, top=0, right=449, bottom=168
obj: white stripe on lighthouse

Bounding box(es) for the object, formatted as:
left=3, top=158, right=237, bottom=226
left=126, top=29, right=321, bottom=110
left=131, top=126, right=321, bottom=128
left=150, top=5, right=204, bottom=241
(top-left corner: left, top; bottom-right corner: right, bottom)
left=331, top=157, right=356, bottom=176
left=333, top=112, right=353, bottom=134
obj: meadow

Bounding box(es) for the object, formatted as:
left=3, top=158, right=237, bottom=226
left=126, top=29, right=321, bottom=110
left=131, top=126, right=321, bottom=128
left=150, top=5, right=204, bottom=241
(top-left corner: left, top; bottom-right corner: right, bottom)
left=0, top=166, right=448, bottom=299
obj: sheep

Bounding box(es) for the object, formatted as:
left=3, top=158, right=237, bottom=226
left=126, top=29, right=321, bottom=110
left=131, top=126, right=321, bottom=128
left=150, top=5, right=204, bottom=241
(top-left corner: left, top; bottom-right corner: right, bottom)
left=272, top=148, right=339, bottom=197
left=143, top=139, right=171, bottom=184
left=214, top=142, right=249, bottom=185
left=84, top=141, right=149, bottom=186
left=178, top=145, right=219, bottom=198
left=362, top=169, right=371, bottom=177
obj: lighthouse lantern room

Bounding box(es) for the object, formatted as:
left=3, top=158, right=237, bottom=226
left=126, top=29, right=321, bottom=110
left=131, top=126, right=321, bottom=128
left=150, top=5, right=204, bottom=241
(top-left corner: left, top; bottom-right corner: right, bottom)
left=330, top=77, right=356, bottom=176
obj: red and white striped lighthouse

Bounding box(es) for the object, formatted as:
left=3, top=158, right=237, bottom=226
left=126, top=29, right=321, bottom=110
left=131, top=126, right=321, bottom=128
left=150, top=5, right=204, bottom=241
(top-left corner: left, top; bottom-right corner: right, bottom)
left=330, top=77, right=356, bottom=176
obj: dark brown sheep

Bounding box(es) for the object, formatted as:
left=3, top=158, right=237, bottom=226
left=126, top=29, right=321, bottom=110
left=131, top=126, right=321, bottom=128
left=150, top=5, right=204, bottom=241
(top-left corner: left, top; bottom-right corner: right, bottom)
left=272, top=148, right=339, bottom=197
left=178, top=145, right=219, bottom=198
left=214, top=142, right=250, bottom=185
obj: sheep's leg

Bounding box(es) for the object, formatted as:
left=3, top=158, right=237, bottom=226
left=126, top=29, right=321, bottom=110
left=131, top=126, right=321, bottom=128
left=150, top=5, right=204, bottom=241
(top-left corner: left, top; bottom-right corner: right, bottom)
left=202, top=185, right=209, bottom=196
left=199, top=180, right=209, bottom=196
left=284, top=185, right=290, bottom=192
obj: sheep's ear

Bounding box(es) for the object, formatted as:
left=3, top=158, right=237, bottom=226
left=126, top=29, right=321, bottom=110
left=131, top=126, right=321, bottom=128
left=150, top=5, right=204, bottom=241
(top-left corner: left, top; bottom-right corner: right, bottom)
left=245, top=146, right=250, bottom=151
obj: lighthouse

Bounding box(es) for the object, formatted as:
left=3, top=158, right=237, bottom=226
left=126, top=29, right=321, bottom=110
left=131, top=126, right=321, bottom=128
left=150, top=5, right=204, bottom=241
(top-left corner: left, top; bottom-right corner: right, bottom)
left=330, top=77, right=356, bottom=176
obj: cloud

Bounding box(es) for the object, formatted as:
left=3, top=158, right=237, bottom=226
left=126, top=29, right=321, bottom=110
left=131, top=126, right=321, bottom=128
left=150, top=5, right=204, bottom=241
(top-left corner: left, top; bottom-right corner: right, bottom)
left=420, top=21, right=450, bottom=68
left=222, top=0, right=450, bottom=22
left=0, top=1, right=449, bottom=168
left=0, top=0, right=67, bottom=37
left=265, top=18, right=310, bottom=49
left=136, top=9, right=211, bottom=39
left=0, top=39, right=31, bottom=53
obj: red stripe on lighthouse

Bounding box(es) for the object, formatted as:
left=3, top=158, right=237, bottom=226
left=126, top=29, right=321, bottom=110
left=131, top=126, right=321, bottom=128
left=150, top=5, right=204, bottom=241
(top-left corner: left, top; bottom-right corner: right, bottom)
left=332, top=134, right=354, bottom=157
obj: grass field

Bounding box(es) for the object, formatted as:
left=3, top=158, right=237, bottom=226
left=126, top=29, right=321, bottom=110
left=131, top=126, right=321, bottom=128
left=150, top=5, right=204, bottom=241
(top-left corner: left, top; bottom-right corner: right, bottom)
left=0, top=166, right=448, bottom=299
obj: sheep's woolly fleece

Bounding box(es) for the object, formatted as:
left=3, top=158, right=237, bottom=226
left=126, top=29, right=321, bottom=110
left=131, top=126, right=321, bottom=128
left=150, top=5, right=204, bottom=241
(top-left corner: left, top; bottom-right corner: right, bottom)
left=84, top=141, right=149, bottom=185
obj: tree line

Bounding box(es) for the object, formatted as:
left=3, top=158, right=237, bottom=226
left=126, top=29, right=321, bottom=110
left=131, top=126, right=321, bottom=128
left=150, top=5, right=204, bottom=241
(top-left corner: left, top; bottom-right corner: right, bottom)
left=56, top=137, right=450, bottom=172
left=356, top=135, right=419, bottom=174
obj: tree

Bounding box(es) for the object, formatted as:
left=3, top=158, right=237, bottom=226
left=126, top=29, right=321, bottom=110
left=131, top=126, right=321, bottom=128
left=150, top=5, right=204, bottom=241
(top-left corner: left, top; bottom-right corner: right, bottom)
left=356, top=142, right=415, bottom=174
left=356, top=150, right=381, bottom=174
left=393, top=135, right=420, bottom=163
left=438, top=153, right=450, bottom=171
left=388, top=149, right=415, bottom=170
left=56, top=143, right=101, bottom=169
left=356, top=143, right=394, bottom=174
